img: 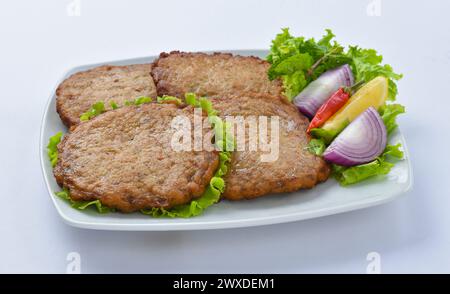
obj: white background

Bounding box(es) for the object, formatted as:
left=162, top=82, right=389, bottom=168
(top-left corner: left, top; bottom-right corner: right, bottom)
left=0, top=0, right=449, bottom=273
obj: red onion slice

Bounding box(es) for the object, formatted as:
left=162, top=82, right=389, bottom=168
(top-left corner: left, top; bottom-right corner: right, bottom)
left=323, top=107, right=387, bottom=166
left=294, top=64, right=354, bottom=118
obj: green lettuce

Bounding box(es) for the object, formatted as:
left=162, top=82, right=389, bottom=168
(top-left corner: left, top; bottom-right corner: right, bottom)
left=347, top=46, right=403, bottom=101
left=132, top=96, right=152, bottom=105
left=124, top=96, right=153, bottom=106
left=110, top=101, right=119, bottom=109
left=80, top=97, right=154, bottom=121
left=268, top=53, right=313, bottom=81
left=379, top=103, right=406, bottom=135
left=47, top=132, right=62, bottom=167
left=267, top=28, right=402, bottom=101
left=331, top=143, right=404, bottom=186
left=80, top=102, right=105, bottom=121
left=157, top=95, right=183, bottom=105
left=55, top=188, right=112, bottom=213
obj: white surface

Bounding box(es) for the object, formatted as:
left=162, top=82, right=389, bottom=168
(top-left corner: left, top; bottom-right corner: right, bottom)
left=0, top=0, right=449, bottom=273
left=40, top=51, right=412, bottom=231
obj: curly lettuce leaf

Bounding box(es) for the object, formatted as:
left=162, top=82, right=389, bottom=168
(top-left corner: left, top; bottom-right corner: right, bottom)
left=55, top=188, right=112, bottom=214
left=110, top=101, right=119, bottom=109
left=332, top=160, right=393, bottom=186
left=267, top=29, right=349, bottom=101
left=157, top=95, right=182, bottom=105
left=124, top=96, right=153, bottom=106
left=332, top=143, right=404, bottom=186
left=379, top=103, right=406, bottom=135
left=186, top=92, right=235, bottom=151
left=300, top=30, right=351, bottom=79
left=281, top=72, right=307, bottom=102
left=267, top=28, right=303, bottom=64
left=133, top=96, right=152, bottom=105
left=382, top=143, right=404, bottom=159
left=347, top=46, right=403, bottom=101
left=47, top=132, right=63, bottom=167
left=268, top=53, right=313, bottom=80
left=267, top=28, right=402, bottom=101
left=185, top=92, right=200, bottom=107
left=199, top=97, right=219, bottom=116
left=80, top=102, right=105, bottom=121
left=80, top=97, right=154, bottom=121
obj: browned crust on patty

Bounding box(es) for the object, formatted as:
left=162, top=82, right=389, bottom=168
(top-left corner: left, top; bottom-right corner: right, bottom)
left=210, top=93, right=330, bottom=200
left=151, top=51, right=284, bottom=98
left=54, top=103, right=219, bottom=212
left=56, top=64, right=157, bottom=127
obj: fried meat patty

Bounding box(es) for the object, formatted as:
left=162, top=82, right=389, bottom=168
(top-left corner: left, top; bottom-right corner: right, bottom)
left=56, top=64, right=157, bottom=127
left=151, top=51, right=284, bottom=98
left=54, top=103, right=219, bottom=212
left=211, top=93, right=330, bottom=200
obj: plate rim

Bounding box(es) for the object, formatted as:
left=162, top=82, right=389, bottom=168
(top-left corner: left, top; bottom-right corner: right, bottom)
left=39, top=50, right=413, bottom=231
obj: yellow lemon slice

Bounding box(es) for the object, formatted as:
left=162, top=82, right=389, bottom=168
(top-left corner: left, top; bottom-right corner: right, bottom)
left=317, top=76, right=389, bottom=142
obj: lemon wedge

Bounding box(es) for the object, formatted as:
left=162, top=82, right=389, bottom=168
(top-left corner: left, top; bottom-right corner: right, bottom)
left=318, top=76, right=389, bottom=142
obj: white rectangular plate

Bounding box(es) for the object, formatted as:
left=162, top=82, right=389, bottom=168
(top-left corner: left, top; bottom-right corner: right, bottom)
left=40, top=50, right=413, bottom=231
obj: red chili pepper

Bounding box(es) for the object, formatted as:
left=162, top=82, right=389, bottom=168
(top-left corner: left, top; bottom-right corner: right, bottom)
left=307, top=88, right=350, bottom=133
left=307, top=80, right=365, bottom=134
